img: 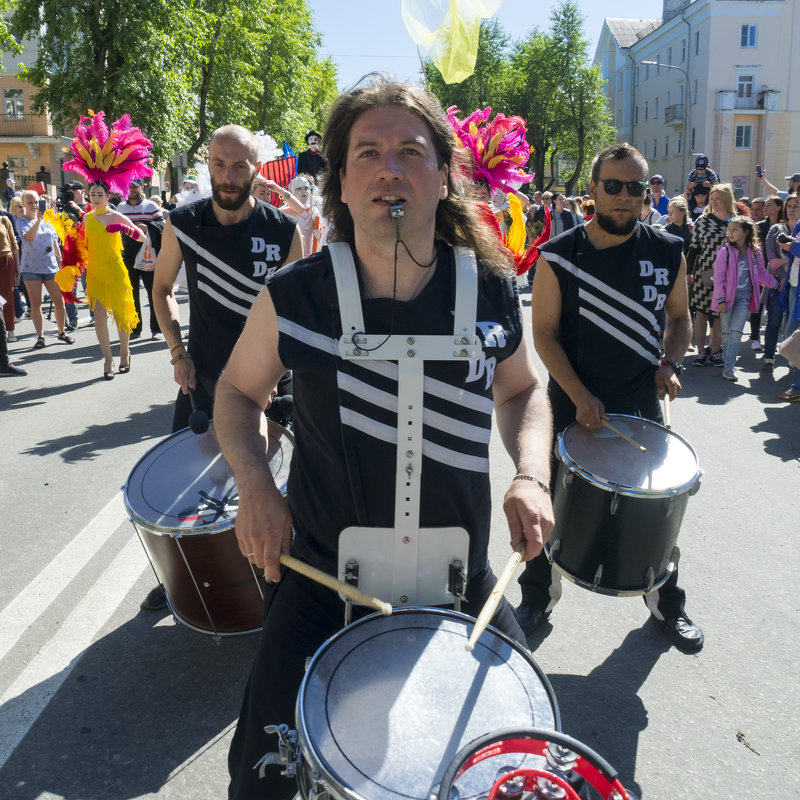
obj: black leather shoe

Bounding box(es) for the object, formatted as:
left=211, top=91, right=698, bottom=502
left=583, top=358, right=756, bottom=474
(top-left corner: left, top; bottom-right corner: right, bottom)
left=0, top=363, right=27, bottom=376
left=140, top=584, right=167, bottom=611
left=656, top=614, right=704, bottom=652
left=514, top=604, right=551, bottom=637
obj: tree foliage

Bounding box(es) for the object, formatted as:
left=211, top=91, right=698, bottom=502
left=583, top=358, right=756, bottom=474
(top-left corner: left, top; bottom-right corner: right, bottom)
left=6, top=0, right=338, bottom=171
left=423, top=2, right=614, bottom=194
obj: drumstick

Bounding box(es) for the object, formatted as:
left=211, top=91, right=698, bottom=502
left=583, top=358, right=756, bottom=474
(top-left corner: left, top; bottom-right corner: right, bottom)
left=601, top=419, right=647, bottom=453
left=278, top=553, right=392, bottom=616
left=466, top=544, right=526, bottom=652
left=663, top=394, right=672, bottom=429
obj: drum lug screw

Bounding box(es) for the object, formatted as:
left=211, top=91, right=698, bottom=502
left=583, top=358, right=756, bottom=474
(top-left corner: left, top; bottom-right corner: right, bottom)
left=609, top=492, right=620, bottom=515
left=202, top=581, right=210, bottom=588
left=407, top=349, right=416, bottom=358
left=402, top=536, right=411, bottom=544
left=407, top=336, right=415, bottom=345
left=400, top=595, right=408, bottom=603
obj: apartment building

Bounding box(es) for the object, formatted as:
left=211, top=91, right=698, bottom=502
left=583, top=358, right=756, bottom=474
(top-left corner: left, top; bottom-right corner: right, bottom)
left=0, top=27, right=62, bottom=195
left=595, top=0, right=800, bottom=199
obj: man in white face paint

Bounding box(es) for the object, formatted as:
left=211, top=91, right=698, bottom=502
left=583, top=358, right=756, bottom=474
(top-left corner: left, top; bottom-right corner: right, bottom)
left=296, top=129, right=326, bottom=181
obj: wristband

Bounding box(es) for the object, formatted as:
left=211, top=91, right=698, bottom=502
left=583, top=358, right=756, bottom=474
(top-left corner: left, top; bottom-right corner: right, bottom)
left=170, top=350, right=190, bottom=365
left=660, top=358, right=684, bottom=375
left=512, top=473, right=551, bottom=495
left=170, top=343, right=185, bottom=355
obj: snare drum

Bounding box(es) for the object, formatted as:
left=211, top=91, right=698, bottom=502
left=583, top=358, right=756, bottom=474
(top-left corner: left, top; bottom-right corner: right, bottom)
left=124, top=421, right=292, bottom=636
left=546, top=414, right=701, bottom=596
left=295, top=608, right=559, bottom=800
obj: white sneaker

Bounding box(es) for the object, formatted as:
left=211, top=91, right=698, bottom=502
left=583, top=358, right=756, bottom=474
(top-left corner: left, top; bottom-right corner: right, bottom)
left=722, top=368, right=738, bottom=381
left=750, top=341, right=762, bottom=350
left=6, top=331, right=17, bottom=343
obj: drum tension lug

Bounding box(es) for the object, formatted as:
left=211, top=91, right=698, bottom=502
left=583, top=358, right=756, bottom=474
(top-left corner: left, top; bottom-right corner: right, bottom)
left=343, top=561, right=359, bottom=626
left=448, top=559, right=467, bottom=612
left=260, top=724, right=300, bottom=779
left=644, top=566, right=656, bottom=594
left=592, top=564, right=604, bottom=591
left=547, top=539, right=560, bottom=564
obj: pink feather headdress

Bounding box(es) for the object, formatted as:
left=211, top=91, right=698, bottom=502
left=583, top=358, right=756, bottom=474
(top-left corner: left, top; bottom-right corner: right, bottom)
left=446, top=106, right=533, bottom=195
left=62, top=111, right=153, bottom=196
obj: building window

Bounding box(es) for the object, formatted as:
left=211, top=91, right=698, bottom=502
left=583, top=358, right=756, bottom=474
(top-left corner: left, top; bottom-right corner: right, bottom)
left=692, top=80, right=698, bottom=104
left=8, top=156, right=28, bottom=171
left=741, top=24, right=757, bottom=48
left=681, top=39, right=686, bottom=63
left=656, top=55, right=660, bottom=75
left=664, top=136, right=669, bottom=157
left=667, top=47, right=672, bottom=65
left=634, top=105, right=639, bottom=124
left=3, top=89, right=24, bottom=121
left=735, top=124, right=753, bottom=149
left=695, top=31, right=700, bottom=56
left=691, top=128, right=696, bottom=150
left=737, top=74, right=754, bottom=100
left=645, top=63, right=650, bottom=81
left=655, top=97, right=659, bottom=118
left=653, top=138, right=658, bottom=159
left=677, top=132, right=682, bottom=154
left=635, top=66, right=639, bottom=86
left=644, top=101, right=649, bottom=121
left=642, top=142, right=647, bottom=158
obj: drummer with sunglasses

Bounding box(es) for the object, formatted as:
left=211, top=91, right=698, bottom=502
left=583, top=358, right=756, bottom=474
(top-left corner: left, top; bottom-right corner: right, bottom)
left=515, top=142, right=704, bottom=653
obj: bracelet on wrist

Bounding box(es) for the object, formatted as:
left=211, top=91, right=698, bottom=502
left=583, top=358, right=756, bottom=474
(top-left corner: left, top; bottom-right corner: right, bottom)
left=170, top=350, right=190, bottom=365
left=169, top=343, right=185, bottom=355
left=512, top=473, right=551, bottom=495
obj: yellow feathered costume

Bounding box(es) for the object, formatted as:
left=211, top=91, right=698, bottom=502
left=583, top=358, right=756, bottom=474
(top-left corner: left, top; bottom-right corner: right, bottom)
left=84, top=212, right=138, bottom=333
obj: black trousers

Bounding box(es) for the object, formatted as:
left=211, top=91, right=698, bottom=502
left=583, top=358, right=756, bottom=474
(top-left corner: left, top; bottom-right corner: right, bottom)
left=517, top=379, right=687, bottom=620
left=126, top=264, right=161, bottom=336
left=227, top=564, right=525, bottom=800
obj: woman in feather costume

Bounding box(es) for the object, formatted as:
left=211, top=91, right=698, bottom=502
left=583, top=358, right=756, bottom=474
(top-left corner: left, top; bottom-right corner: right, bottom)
left=62, top=111, right=152, bottom=379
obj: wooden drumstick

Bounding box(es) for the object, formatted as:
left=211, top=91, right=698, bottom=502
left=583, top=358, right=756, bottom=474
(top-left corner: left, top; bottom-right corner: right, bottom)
left=601, top=419, right=647, bottom=453
left=278, top=553, right=392, bottom=616
left=663, top=394, right=672, bottom=429
left=466, top=544, right=526, bottom=652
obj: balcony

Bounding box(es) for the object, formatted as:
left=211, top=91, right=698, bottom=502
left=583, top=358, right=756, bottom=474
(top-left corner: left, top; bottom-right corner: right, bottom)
left=664, top=104, right=685, bottom=125
left=0, top=113, right=56, bottom=138
left=716, top=89, right=780, bottom=112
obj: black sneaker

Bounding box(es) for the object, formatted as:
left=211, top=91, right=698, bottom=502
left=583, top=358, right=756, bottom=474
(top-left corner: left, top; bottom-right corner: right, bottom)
left=514, top=604, right=551, bottom=637
left=0, top=362, right=27, bottom=376
left=140, top=584, right=167, bottom=611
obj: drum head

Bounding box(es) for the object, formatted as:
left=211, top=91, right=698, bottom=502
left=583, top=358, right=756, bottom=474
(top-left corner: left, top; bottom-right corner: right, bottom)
left=123, top=421, right=292, bottom=535
left=297, top=608, right=558, bottom=800
left=560, top=414, right=699, bottom=494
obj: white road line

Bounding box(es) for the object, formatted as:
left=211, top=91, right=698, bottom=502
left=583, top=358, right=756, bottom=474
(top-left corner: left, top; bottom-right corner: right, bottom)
left=0, top=492, right=128, bottom=662
left=0, top=536, right=147, bottom=770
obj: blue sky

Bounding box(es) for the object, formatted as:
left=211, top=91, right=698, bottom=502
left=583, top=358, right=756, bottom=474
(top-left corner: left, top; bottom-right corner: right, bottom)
left=306, top=0, right=665, bottom=90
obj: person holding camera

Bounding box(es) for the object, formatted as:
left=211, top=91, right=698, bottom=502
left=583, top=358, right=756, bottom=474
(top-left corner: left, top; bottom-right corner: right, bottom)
left=16, top=190, right=74, bottom=350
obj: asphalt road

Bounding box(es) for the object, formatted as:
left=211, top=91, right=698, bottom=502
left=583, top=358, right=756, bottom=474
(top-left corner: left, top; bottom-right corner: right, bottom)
left=1, top=288, right=798, bottom=799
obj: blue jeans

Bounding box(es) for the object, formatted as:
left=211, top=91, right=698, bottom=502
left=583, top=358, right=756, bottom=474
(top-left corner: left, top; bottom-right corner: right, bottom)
left=720, top=292, right=751, bottom=371
left=782, top=284, right=800, bottom=392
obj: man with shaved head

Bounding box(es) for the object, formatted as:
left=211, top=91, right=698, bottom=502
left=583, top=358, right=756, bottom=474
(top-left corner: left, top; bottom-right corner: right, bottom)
left=144, top=124, right=303, bottom=612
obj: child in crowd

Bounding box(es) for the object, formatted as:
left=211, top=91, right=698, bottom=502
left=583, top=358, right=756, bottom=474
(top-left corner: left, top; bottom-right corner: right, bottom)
left=711, top=216, right=778, bottom=381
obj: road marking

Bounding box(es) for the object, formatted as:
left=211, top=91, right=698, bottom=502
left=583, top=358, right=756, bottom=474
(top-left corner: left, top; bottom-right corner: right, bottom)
left=0, top=492, right=127, bottom=662
left=0, top=536, right=147, bottom=770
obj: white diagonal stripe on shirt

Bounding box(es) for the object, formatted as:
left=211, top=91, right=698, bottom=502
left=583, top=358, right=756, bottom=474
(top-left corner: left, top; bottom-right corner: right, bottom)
left=580, top=307, right=660, bottom=364
left=579, top=287, right=662, bottom=347
left=548, top=251, right=659, bottom=329
left=340, top=408, right=489, bottom=473
left=277, top=317, right=338, bottom=355
left=196, top=278, right=252, bottom=318
left=173, top=226, right=265, bottom=294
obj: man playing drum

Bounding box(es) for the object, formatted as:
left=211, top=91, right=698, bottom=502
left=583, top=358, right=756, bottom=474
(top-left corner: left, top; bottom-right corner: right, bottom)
left=514, top=142, right=704, bottom=653
left=213, top=77, right=555, bottom=800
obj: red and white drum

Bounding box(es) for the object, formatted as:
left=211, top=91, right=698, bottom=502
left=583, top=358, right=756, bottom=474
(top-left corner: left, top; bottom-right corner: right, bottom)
left=124, top=421, right=292, bottom=636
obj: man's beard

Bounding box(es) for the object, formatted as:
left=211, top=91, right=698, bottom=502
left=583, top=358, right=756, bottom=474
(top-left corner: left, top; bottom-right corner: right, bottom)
left=595, top=209, right=638, bottom=237
left=211, top=176, right=253, bottom=211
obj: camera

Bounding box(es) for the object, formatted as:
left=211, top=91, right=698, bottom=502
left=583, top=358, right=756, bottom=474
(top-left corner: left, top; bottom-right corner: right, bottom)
left=777, top=233, right=791, bottom=244
left=57, top=185, right=75, bottom=211
left=756, top=165, right=762, bottom=177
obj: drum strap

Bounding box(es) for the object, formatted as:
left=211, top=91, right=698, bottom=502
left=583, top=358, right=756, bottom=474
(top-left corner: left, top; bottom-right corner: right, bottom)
left=328, top=242, right=478, bottom=602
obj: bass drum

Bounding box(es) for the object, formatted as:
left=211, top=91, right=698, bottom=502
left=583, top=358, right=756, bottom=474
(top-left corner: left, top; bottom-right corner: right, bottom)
left=124, top=421, right=292, bottom=636
left=546, top=414, right=701, bottom=596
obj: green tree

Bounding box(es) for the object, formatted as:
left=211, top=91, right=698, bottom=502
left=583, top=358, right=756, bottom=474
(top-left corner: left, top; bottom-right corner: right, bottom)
left=422, top=19, right=513, bottom=115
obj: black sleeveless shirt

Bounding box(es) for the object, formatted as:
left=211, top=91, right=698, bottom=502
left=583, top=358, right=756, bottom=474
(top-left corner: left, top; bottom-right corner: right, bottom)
left=266, top=243, right=522, bottom=575
left=170, top=198, right=297, bottom=387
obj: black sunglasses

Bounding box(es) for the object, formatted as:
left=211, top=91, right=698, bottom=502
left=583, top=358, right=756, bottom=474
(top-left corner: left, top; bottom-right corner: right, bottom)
left=598, top=179, right=649, bottom=197
left=650, top=179, right=663, bottom=185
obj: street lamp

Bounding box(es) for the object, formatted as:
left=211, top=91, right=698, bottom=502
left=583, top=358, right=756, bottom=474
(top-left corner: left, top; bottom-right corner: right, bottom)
left=641, top=60, right=690, bottom=184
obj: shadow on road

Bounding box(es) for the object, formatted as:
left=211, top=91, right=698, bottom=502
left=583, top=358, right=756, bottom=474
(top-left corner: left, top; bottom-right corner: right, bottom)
left=21, top=402, right=174, bottom=463
left=540, top=623, right=672, bottom=799
left=0, top=612, right=258, bottom=800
